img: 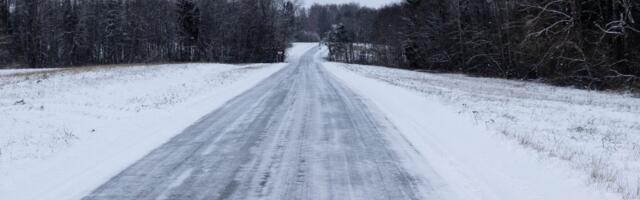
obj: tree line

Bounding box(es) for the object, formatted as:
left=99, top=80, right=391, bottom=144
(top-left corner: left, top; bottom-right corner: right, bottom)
left=0, top=0, right=299, bottom=68
left=304, top=1, right=640, bottom=90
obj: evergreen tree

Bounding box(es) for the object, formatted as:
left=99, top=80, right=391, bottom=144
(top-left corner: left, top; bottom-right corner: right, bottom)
left=61, top=0, right=78, bottom=66
left=0, top=0, right=10, bottom=65
left=327, top=23, right=351, bottom=62
left=301, top=0, right=639, bottom=90
left=3, top=0, right=299, bottom=68
left=176, top=0, right=200, bottom=61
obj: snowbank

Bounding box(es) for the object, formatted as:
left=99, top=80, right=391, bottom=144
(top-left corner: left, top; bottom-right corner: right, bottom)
left=0, top=62, right=286, bottom=200
left=322, top=49, right=633, bottom=199
left=0, top=68, right=57, bottom=76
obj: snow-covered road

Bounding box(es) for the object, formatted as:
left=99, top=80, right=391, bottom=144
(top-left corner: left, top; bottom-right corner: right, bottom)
left=4, top=43, right=626, bottom=200
left=83, top=46, right=441, bottom=200
left=78, top=43, right=627, bottom=200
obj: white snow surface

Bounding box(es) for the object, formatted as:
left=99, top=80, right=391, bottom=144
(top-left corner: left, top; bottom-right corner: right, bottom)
left=321, top=49, right=636, bottom=199
left=0, top=68, right=57, bottom=76
left=2, top=43, right=637, bottom=200
left=286, top=42, right=319, bottom=62
left=304, top=0, right=401, bottom=8
left=0, top=58, right=297, bottom=199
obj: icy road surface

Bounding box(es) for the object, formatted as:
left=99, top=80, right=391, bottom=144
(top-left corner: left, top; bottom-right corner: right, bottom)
left=83, top=47, right=438, bottom=200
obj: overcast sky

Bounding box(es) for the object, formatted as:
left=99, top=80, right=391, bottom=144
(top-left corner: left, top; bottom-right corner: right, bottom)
left=303, top=0, right=402, bottom=8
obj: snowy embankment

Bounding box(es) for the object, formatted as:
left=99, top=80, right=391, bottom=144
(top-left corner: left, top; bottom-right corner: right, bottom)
left=0, top=50, right=308, bottom=199
left=321, top=51, right=638, bottom=199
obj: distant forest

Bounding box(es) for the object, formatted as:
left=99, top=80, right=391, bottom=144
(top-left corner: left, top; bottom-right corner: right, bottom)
left=0, top=0, right=299, bottom=68
left=1, top=0, right=639, bottom=90
left=302, top=1, right=640, bottom=90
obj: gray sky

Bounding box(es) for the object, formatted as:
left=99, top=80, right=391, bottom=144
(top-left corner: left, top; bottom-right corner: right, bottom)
left=303, top=0, right=402, bottom=8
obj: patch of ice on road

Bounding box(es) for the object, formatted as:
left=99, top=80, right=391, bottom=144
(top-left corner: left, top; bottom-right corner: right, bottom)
left=155, top=168, right=195, bottom=200
left=323, top=48, right=629, bottom=199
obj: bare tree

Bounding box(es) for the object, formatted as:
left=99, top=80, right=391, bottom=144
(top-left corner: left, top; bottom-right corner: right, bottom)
left=304, top=0, right=639, bottom=90
left=3, top=0, right=300, bottom=68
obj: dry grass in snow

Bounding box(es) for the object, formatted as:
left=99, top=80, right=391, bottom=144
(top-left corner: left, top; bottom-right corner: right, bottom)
left=334, top=63, right=640, bottom=199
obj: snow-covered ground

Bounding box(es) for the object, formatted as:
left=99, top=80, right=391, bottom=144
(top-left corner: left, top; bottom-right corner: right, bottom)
left=323, top=48, right=640, bottom=199
left=0, top=68, right=57, bottom=76
left=2, top=42, right=637, bottom=200
left=0, top=57, right=301, bottom=199
left=305, top=0, right=401, bottom=8
left=286, top=42, right=320, bottom=61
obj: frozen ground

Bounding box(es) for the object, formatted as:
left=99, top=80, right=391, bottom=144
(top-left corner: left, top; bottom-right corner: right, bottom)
left=0, top=60, right=292, bottom=199
left=304, top=0, right=401, bottom=8
left=0, top=68, right=57, bottom=76
left=323, top=48, right=640, bottom=199
left=82, top=44, right=448, bottom=200
left=1, top=43, right=633, bottom=200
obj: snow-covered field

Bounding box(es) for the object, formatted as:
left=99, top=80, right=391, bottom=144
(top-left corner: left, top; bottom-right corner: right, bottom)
left=0, top=60, right=292, bottom=199
left=324, top=57, right=640, bottom=199
left=2, top=42, right=636, bottom=200
left=0, top=68, right=57, bottom=76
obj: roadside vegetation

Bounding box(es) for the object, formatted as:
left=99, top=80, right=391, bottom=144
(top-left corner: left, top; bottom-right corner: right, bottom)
left=299, top=1, right=640, bottom=91
left=331, top=61, right=640, bottom=199
left=0, top=0, right=302, bottom=68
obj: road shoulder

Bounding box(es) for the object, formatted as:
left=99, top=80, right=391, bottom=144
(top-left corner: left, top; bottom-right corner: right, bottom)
left=323, top=61, right=619, bottom=200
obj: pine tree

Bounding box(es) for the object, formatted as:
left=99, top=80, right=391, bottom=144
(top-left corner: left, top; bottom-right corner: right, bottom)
left=103, top=0, right=124, bottom=63
left=176, top=0, right=200, bottom=61
left=0, top=0, right=10, bottom=65
left=18, top=0, right=41, bottom=67
left=327, top=23, right=351, bottom=62
left=5, top=0, right=299, bottom=68
left=61, top=0, right=78, bottom=66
